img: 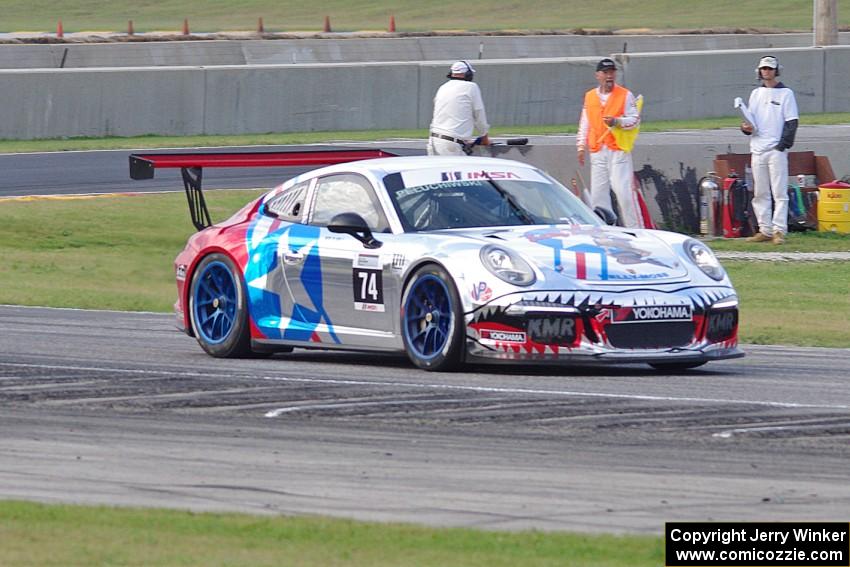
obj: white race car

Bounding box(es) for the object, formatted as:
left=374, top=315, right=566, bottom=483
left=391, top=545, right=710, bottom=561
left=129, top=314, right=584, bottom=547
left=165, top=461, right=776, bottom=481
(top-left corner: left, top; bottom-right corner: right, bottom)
left=136, top=152, right=742, bottom=372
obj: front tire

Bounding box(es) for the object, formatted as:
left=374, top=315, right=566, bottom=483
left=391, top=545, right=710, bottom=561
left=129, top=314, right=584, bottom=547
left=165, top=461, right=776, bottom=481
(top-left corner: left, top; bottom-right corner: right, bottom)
left=189, top=253, right=252, bottom=358
left=401, top=264, right=464, bottom=371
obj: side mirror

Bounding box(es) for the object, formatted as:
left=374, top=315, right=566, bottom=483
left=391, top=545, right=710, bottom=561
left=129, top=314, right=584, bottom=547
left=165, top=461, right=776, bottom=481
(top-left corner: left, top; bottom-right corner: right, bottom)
left=594, top=206, right=618, bottom=226
left=328, top=212, right=382, bottom=249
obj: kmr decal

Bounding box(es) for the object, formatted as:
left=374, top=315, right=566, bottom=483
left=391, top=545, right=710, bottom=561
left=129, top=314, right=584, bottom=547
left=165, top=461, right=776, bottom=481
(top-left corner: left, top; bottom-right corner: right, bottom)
left=612, top=305, right=693, bottom=324
left=527, top=317, right=577, bottom=345
left=707, top=310, right=737, bottom=342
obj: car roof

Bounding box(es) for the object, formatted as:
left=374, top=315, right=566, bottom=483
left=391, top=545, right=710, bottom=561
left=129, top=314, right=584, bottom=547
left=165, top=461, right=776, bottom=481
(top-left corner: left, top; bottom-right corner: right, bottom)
left=306, top=155, right=544, bottom=178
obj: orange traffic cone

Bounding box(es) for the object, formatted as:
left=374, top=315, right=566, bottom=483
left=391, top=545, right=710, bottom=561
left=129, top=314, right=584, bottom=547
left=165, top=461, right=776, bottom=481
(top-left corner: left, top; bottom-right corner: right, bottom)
left=323, top=15, right=331, bottom=33
left=257, top=17, right=264, bottom=33
left=182, top=18, right=190, bottom=35
left=56, top=19, right=64, bottom=38
left=388, top=15, right=396, bottom=32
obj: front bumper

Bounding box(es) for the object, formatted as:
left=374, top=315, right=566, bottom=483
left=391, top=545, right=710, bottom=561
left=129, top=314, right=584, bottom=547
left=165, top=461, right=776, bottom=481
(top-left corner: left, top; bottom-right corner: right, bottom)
left=464, top=286, right=742, bottom=365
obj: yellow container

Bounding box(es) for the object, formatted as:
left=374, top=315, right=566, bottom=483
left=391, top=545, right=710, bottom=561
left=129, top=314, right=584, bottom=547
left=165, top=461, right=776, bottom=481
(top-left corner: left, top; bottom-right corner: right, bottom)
left=819, top=220, right=850, bottom=233
left=817, top=182, right=850, bottom=233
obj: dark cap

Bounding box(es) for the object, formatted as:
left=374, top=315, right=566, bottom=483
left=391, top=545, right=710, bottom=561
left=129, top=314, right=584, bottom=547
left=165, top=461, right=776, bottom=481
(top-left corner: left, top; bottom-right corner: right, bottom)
left=596, top=58, right=617, bottom=72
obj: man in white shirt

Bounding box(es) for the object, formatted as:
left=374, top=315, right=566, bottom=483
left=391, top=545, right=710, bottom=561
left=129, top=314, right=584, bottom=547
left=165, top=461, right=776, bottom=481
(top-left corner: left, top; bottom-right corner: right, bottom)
left=428, top=61, right=490, bottom=156
left=742, top=55, right=799, bottom=245
left=576, top=58, right=641, bottom=228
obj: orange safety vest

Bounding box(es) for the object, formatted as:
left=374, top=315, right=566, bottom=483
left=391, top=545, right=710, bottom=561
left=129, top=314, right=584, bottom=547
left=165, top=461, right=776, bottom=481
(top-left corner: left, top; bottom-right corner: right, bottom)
left=584, top=84, right=628, bottom=152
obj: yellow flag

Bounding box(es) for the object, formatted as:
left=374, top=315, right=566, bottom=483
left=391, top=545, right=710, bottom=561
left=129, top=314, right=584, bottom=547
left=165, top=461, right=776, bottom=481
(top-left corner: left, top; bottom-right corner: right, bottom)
left=611, top=94, right=643, bottom=153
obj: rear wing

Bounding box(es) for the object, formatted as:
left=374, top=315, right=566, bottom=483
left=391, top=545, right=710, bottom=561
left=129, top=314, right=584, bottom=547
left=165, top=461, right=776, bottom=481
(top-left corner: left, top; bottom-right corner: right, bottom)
left=128, top=149, right=398, bottom=231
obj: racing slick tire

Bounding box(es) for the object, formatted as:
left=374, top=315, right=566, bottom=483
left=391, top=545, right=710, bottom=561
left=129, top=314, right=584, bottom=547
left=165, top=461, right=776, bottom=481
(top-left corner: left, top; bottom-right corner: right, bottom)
left=649, top=361, right=707, bottom=372
left=189, top=253, right=253, bottom=358
left=401, top=264, right=464, bottom=372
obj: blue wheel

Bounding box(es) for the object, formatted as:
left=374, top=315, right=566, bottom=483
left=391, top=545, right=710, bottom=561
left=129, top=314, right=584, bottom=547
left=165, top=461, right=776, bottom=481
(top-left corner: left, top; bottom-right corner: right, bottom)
left=401, top=265, right=463, bottom=371
left=189, top=253, right=251, bottom=358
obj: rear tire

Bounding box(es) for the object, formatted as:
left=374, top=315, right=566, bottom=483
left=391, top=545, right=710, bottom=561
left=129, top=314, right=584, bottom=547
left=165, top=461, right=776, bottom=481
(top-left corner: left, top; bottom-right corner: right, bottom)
left=649, top=361, right=707, bottom=372
left=401, top=264, right=464, bottom=371
left=189, top=253, right=252, bottom=358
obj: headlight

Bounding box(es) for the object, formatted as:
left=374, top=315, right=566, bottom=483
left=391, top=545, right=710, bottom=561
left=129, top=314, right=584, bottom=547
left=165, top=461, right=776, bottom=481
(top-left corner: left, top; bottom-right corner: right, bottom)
left=684, top=239, right=725, bottom=281
left=479, top=245, right=536, bottom=286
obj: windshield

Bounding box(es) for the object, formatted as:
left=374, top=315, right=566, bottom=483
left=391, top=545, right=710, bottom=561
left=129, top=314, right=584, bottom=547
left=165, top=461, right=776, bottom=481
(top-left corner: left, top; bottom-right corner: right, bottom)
left=387, top=176, right=601, bottom=232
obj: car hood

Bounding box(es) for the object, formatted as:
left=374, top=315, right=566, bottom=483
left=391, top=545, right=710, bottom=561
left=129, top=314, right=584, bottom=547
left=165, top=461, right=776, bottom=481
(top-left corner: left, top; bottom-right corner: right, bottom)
left=455, top=225, right=689, bottom=284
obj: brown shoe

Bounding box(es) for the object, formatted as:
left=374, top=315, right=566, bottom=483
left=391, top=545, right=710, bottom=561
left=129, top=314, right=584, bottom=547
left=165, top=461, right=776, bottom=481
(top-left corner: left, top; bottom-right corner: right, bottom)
left=772, top=231, right=785, bottom=245
left=746, top=232, right=772, bottom=243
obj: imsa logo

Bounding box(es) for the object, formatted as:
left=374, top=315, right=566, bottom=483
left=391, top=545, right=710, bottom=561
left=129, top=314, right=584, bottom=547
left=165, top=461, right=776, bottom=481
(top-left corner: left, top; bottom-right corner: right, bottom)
left=614, top=305, right=693, bottom=324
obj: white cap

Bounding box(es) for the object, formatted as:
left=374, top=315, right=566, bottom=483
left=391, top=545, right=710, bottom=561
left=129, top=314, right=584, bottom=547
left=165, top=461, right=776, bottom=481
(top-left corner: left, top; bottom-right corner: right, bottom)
left=757, top=56, right=778, bottom=69
left=450, top=61, right=475, bottom=75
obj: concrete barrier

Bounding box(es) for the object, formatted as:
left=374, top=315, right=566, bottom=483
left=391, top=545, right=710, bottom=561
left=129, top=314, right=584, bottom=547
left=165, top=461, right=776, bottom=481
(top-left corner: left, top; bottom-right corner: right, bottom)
left=824, top=45, right=850, bottom=112
left=0, top=46, right=847, bottom=139
left=203, top=63, right=421, bottom=134
left=2, top=33, right=849, bottom=69
left=0, top=67, right=205, bottom=138
left=619, top=47, right=829, bottom=119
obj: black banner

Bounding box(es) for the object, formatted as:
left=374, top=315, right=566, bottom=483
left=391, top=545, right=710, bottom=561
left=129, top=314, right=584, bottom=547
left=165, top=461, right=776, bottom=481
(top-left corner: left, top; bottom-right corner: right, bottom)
left=666, top=522, right=849, bottom=566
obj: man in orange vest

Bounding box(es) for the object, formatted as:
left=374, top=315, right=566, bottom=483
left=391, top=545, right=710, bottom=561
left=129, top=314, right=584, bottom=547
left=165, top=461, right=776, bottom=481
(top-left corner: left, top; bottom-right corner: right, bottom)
left=577, top=58, right=641, bottom=228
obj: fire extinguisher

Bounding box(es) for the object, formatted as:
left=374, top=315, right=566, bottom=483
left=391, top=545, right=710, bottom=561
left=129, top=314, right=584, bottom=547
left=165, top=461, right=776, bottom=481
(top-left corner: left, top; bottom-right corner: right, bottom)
left=698, top=173, right=721, bottom=236
left=721, top=170, right=746, bottom=238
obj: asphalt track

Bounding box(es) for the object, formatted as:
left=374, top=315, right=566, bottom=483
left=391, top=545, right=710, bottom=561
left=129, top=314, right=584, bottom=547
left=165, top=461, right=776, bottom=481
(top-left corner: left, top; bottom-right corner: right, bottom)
left=0, top=143, right=423, bottom=198
left=3, top=126, right=850, bottom=199
left=2, top=304, right=849, bottom=533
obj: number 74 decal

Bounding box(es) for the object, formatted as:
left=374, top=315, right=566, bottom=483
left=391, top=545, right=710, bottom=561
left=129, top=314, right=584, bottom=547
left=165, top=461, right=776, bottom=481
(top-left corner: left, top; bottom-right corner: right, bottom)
left=353, top=254, right=385, bottom=312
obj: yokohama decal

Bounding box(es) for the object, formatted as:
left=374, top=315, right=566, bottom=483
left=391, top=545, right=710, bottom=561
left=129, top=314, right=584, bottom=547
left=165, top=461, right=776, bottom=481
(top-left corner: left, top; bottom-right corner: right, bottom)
left=612, top=305, right=693, bottom=324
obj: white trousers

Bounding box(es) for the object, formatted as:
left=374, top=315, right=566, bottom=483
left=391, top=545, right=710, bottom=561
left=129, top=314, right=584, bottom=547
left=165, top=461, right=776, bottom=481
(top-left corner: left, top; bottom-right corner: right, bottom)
left=751, top=149, right=789, bottom=236
left=589, top=146, right=640, bottom=228
left=427, top=137, right=465, bottom=156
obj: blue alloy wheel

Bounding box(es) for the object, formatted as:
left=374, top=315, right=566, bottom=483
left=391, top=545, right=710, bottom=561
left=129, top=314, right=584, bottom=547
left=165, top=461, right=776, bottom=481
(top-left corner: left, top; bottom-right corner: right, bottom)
left=194, top=260, right=238, bottom=344
left=189, top=253, right=252, bottom=358
left=401, top=265, right=463, bottom=371
left=404, top=275, right=452, bottom=359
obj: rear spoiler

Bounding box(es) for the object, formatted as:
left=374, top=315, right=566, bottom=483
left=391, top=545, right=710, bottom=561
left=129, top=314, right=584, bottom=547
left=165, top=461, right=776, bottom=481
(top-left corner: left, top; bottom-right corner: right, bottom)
left=128, top=149, right=398, bottom=231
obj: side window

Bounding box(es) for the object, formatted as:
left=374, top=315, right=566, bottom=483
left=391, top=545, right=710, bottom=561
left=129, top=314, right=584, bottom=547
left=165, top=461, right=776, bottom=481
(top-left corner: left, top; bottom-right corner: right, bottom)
left=265, top=181, right=309, bottom=223
left=310, top=174, right=389, bottom=232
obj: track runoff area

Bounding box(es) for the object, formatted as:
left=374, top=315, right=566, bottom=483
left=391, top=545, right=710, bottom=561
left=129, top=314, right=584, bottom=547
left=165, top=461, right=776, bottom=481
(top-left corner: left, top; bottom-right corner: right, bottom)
left=666, top=522, right=849, bottom=566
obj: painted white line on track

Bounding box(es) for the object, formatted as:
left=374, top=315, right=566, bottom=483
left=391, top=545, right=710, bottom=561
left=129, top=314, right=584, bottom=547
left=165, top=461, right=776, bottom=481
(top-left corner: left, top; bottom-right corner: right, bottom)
left=264, top=397, right=481, bottom=418
left=0, top=303, right=171, bottom=316
left=713, top=422, right=850, bottom=438
left=4, top=361, right=850, bottom=413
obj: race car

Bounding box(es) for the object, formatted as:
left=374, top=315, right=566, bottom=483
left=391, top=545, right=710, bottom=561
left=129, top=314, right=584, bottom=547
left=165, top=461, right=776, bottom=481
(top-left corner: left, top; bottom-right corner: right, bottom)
left=151, top=154, right=742, bottom=371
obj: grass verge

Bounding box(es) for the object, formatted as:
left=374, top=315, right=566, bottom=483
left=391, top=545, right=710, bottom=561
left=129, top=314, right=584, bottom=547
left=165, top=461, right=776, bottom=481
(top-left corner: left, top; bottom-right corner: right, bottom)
left=1, top=191, right=849, bottom=346
left=724, top=260, right=850, bottom=347
left=2, top=0, right=849, bottom=34
left=0, top=500, right=661, bottom=567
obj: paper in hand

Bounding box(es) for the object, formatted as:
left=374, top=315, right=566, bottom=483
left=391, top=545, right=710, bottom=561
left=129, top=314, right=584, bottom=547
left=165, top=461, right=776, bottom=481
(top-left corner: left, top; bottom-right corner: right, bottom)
left=734, top=97, right=758, bottom=133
